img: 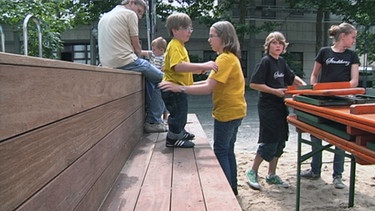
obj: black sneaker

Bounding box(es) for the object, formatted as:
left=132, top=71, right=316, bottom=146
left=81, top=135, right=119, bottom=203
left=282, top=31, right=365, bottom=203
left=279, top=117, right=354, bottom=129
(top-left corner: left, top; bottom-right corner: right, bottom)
left=166, top=137, right=195, bottom=148
left=182, top=132, right=195, bottom=140
left=232, top=187, right=238, bottom=196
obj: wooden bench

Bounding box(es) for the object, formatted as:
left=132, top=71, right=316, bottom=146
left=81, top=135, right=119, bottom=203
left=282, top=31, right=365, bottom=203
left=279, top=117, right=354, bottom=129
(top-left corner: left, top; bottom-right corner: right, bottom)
left=0, top=52, right=144, bottom=210
left=0, top=52, right=241, bottom=210
left=99, top=114, right=242, bottom=211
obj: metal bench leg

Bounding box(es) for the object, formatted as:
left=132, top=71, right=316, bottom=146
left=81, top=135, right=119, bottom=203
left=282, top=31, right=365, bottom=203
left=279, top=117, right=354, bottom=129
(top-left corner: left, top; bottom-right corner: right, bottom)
left=349, top=156, right=356, bottom=207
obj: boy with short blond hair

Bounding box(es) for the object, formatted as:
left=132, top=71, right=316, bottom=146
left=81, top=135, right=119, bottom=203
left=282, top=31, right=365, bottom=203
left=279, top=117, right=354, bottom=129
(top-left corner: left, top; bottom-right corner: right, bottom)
left=161, top=13, right=218, bottom=148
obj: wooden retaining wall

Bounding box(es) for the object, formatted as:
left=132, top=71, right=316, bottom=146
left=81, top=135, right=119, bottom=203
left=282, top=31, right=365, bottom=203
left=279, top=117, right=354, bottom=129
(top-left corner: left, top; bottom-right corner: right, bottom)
left=0, top=52, right=145, bottom=210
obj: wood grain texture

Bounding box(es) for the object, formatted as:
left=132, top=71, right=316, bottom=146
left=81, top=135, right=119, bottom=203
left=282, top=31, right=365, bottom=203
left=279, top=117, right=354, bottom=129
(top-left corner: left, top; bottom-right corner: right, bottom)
left=0, top=53, right=145, bottom=211
left=0, top=53, right=142, bottom=141
left=99, top=114, right=242, bottom=211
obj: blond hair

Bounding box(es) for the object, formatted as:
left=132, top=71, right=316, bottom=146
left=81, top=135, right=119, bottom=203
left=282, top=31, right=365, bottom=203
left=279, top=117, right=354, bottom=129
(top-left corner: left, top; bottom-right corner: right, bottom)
left=328, top=22, right=357, bottom=43
left=151, top=37, right=167, bottom=50
left=165, top=13, right=192, bottom=37
left=263, top=31, right=289, bottom=54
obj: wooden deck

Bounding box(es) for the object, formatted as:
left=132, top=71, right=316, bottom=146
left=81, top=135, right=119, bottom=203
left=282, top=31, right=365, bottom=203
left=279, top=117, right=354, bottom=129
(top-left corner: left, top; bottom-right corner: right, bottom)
left=1, top=52, right=241, bottom=211
left=99, top=114, right=242, bottom=211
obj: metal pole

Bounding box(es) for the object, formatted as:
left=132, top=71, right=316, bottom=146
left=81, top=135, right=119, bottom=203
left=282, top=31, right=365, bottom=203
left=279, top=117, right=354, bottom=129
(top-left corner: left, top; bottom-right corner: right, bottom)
left=151, top=0, right=156, bottom=40
left=145, top=0, right=151, bottom=50
left=0, top=24, right=5, bottom=52
left=23, top=14, right=43, bottom=57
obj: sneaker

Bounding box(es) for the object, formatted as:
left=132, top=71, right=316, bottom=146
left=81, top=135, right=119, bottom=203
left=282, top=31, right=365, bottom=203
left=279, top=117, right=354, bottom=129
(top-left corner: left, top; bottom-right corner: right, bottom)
left=266, top=175, right=289, bottom=188
left=182, top=132, right=195, bottom=140
left=144, top=122, right=168, bottom=133
left=300, top=169, right=320, bottom=180
left=232, top=187, right=238, bottom=196
left=245, top=169, right=261, bottom=190
left=166, top=136, right=195, bottom=148
left=333, top=176, right=345, bottom=189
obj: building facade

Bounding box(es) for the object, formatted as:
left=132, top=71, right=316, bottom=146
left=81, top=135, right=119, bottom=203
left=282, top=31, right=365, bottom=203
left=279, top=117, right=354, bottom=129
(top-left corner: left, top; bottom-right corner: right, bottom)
left=1, top=0, right=346, bottom=83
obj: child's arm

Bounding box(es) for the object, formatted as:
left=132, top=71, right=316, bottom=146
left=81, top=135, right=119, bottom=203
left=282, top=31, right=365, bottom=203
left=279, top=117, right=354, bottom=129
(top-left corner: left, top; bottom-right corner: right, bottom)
left=174, top=61, right=218, bottom=74
left=349, top=63, right=359, bottom=87
left=159, top=78, right=217, bottom=95
left=140, top=50, right=152, bottom=59
left=293, top=76, right=307, bottom=86
left=250, top=83, right=286, bottom=98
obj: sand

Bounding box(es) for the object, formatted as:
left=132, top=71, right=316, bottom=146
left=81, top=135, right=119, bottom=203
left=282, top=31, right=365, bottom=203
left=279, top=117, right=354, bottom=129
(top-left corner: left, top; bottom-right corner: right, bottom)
left=235, top=137, right=375, bottom=211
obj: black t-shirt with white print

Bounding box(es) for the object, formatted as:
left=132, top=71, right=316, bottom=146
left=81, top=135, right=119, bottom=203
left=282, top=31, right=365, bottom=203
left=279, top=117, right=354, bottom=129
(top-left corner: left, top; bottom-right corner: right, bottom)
left=315, top=46, right=360, bottom=83
left=250, top=54, right=295, bottom=103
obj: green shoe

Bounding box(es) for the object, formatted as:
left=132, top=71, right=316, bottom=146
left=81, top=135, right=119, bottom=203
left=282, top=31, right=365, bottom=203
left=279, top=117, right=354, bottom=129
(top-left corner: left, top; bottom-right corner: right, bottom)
left=245, top=169, right=261, bottom=190
left=266, top=175, right=289, bottom=188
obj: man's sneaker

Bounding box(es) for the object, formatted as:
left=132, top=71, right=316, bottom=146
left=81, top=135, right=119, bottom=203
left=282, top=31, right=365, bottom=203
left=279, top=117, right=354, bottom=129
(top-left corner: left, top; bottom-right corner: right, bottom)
left=333, top=175, right=345, bottom=189
left=245, top=169, right=261, bottom=190
left=300, top=169, right=320, bottom=180
left=232, top=187, right=238, bottom=196
left=144, top=122, right=168, bottom=133
left=166, top=137, right=195, bottom=148
left=182, top=132, right=195, bottom=140
left=266, top=175, right=289, bottom=188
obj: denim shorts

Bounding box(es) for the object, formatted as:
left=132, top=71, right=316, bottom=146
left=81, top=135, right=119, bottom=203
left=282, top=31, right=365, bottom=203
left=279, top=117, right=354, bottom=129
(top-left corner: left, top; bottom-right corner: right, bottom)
left=257, top=141, right=286, bottom=162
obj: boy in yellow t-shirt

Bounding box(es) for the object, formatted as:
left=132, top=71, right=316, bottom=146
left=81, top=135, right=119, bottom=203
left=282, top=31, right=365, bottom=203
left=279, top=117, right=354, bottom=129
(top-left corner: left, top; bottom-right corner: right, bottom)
left=161, top=12, right=218, bottom=148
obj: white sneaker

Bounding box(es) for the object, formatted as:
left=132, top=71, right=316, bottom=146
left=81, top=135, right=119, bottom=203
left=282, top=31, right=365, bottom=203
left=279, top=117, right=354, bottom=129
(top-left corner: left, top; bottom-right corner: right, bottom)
left=144, top=122, right=167, bottom=133
left=333, top=176, right=345, bottom=189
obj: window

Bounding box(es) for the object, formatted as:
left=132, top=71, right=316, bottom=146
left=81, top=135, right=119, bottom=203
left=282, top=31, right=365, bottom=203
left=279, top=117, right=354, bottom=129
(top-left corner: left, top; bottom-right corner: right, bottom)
left=261, top=0, right=276, bottom=19
left=62, top=43, right=99, bottom=65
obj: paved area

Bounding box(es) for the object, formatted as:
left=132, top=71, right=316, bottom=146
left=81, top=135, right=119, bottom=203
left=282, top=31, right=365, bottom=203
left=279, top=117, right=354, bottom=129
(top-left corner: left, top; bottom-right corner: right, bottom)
left=188, top=88, right=296, bottom=152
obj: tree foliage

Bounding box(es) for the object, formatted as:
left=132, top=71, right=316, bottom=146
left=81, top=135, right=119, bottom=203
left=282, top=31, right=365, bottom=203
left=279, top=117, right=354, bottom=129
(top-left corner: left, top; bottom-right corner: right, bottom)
left=159, top=0, right=281, bottom=47
left=0, top=0, right=118, bottom=58
left=287, top=0, right=375, bottom=64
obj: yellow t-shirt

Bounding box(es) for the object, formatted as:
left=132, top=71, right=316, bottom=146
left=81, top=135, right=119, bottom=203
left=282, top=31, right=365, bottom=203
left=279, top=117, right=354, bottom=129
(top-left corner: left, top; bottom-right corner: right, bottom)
left=209, top=52, right=247, bottom=122
left=163, top=39, right=193, bottom=86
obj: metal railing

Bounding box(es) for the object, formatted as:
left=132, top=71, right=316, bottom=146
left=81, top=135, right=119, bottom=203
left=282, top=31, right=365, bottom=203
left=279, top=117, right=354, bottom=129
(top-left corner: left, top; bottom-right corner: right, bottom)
left=23, top=14, right=42, bottom=57
left=0, top=24, right=4, bottom=52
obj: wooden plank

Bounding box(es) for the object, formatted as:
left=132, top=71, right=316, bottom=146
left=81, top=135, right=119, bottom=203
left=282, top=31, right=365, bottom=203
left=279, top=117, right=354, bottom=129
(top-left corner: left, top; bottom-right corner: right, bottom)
left=0, top=63, right=143, bottom=141
left=0, top=94, right=142, bottom=211
left=187, top=114, right=242, bottom=211
left=350, top=103, right=375, bottom=114
left=17, top=108, right=143, bottom=211
left=287, top=116, right=375, bottom=164
left=313, top=82, right=351, bottom=90
left=294, top=95, right=352, bottom=106
left=77, top=125, right=145, bottom=211
left=297, top=116, right=354, bottom=141
left=295, top=109, right=328, bottom=123
left=346, top=127, right=371, bottom=135
left=285, top=99, right=375, bottom=134
left=355, top=135, right=375, bottom=146
left=285, top=87, right=365, bottom=96
left=134, top=133, right=172, bottom=211
left=171, top=148, right=206, bottom=211
left=0, top=52, right=130, bottom=74
left=98, top=133, right=159, bottom=211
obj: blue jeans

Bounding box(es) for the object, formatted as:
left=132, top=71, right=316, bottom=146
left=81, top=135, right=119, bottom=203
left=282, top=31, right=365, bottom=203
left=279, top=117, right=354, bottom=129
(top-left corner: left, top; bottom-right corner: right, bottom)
left=161, top=91, right=188, bottom=139
left=213, top=118, right=243, bottom=189
left=118, top=58, right=164, bottom=124
left=310, top=135, right=344, bottom=178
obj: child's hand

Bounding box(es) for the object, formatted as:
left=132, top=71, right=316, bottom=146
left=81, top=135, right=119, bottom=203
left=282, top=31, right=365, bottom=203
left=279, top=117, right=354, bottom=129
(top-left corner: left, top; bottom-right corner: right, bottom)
left=274, top=88, right=287, bottom=98
left=159, top=81, right=180, bottom=93
left=203, top=61, right=218, bottom=72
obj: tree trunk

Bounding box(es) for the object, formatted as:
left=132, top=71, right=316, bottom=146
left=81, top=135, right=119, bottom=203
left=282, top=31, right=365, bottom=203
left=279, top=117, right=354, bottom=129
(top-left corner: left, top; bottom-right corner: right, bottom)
left=315, top=7, right=324, bottom=54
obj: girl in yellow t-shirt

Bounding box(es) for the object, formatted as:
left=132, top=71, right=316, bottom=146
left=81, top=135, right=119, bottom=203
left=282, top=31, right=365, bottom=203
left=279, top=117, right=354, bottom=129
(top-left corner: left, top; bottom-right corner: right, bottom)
left=160, top=20, right=246, bottom=196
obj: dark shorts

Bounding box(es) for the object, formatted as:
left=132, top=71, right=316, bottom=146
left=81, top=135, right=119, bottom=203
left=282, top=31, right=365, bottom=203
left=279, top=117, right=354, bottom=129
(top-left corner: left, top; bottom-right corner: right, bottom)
left=257, top=142, right=286, bottom=162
